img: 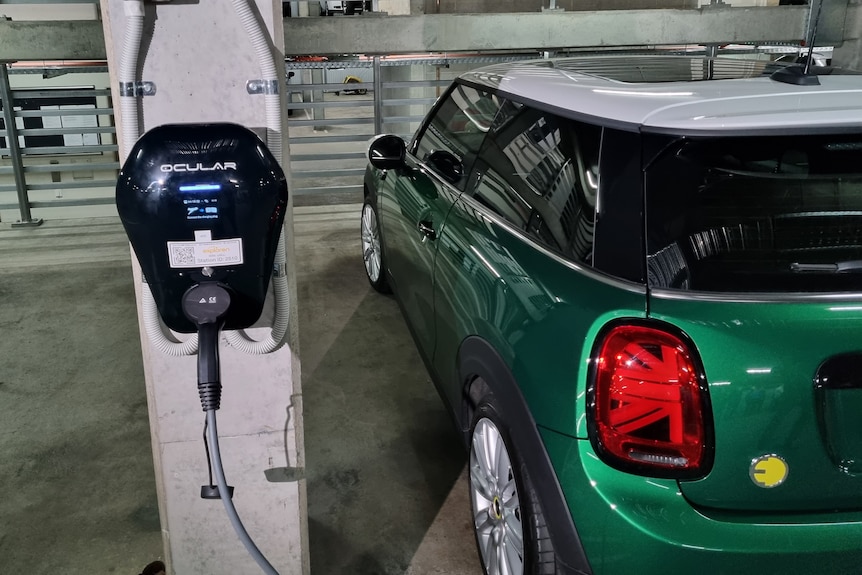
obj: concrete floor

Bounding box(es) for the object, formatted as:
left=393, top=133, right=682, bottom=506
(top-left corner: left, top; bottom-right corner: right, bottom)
left=297, top=204, right=479, bottom=575
left=0, top=204, right=481, bottom=574
left=0, top=219, right=162, bottom=573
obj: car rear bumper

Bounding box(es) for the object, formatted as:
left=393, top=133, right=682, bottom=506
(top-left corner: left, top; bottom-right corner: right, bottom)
left=540, top=427, right=862, bottom=575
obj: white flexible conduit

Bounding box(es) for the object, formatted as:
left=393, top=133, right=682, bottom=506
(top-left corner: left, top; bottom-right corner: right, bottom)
left=120, top=0, right=201, bottom=356
left=225, top=235, right=290, bottom=355
left=143, top=285, right=200, bottom=355
left=119, top=0, right=143, bottom=157
left=224, top=0, right=290, bottom=355
left=230, top=0, right=282, bottom=161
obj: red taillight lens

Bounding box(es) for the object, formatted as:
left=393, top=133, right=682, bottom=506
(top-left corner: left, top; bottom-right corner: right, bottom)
left=589, top=323, right=713, bottom=479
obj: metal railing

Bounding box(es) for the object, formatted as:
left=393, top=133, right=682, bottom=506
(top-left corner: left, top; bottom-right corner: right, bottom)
left=285, top=53, right=541, bottom=198
left=0, top=48, right=807, bottom=221
left=0, top=62, right=117, bottom=226
left=0, top=54, right=531, bottom=223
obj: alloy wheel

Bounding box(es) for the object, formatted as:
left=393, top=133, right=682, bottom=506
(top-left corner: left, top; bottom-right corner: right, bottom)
left=470, top=417, right=524, bottom=575
left=361, top=202, right=382, bottom=283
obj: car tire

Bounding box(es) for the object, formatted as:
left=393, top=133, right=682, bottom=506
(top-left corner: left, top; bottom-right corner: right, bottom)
left=361, top=198, right=391, bottom=294
left=469, top=396, right=555, bottom=575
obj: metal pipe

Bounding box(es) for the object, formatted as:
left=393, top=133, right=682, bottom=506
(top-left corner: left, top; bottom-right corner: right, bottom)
left=373, top=56, right=383, bottom=135
left=0, top=62, right=41, bottom=227
left=311, top=67, right=325, bottom=131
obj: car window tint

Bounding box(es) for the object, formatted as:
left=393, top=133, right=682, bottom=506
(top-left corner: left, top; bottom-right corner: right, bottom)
left=467, top=100, right=601, bottom=265
left=413, top=83, right=501, bottom=191
left=646, top=133, right=862, bottom=292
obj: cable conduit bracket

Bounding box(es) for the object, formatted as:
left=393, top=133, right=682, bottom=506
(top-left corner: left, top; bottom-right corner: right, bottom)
left=119, top=81, right=157, bottom=97
left=246, top=79, right=280, bottom=95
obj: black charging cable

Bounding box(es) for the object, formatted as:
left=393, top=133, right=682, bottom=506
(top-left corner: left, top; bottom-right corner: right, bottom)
left=182, top=282, right=279, bottom=575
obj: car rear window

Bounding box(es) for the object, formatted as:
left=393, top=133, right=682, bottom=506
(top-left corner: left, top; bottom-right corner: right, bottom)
left=466, top=100, right=601, bottom=265
left=645, top=133, right=862, bottom=293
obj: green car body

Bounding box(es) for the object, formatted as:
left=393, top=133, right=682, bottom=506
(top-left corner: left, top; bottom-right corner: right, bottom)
left=361, top=55, right=862, bottom=574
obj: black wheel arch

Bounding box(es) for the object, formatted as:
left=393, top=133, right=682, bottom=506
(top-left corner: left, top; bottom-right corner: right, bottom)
left=362, top=169, right=378, bottom=201
left=457, top=335, right=593, bottom=575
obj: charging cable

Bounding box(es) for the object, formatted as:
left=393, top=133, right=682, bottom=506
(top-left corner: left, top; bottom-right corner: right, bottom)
left=183, top=282, right=280, bottom=575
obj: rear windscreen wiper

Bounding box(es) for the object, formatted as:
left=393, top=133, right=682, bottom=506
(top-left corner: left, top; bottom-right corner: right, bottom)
left=791, top=261, right=862, bottom=273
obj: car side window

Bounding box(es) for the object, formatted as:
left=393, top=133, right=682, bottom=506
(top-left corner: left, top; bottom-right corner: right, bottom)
left=412, top=83, right=501, bottom=191
left=466, top=99, right=602, bottom=265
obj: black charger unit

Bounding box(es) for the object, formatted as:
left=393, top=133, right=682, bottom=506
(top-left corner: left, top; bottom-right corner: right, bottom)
left=116, top=123, right=288, bottom=333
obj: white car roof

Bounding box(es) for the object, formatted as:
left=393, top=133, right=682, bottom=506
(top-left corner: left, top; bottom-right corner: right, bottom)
left=459, top=55, right=862, bottom=133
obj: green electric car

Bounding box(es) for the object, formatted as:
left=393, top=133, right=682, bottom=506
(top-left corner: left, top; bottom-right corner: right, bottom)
left=360, top=55, right=862, bottom=574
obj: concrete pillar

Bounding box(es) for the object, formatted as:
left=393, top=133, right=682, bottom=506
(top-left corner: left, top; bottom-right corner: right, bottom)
left=833, top=40, right=862, bottom=69
left=99, top=2, right=307, bottom=574
left=832, top=1, right=862, bottom=70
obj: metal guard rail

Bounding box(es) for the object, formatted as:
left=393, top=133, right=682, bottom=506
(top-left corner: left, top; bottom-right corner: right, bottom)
left=1, top=49, right=803, bottom=220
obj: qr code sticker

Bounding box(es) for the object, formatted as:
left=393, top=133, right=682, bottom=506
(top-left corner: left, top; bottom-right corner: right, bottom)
left=173, top=245, right=195, bottom=266
left=168, top=238, right=242, bottom=268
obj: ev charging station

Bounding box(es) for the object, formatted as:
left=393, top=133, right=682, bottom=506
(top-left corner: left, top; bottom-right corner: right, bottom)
left=100, top=1, right=307, bottom=573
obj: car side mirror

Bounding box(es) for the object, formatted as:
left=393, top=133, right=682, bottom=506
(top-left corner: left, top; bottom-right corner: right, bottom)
left=426, top=149, right=464, bottom=185
left=368, top=134, right=406, bottom=170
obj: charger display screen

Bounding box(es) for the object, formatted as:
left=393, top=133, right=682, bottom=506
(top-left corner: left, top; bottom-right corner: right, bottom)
left=181, top=183, right=221, bottom=221
left=179, top=183, right=221, bottom=192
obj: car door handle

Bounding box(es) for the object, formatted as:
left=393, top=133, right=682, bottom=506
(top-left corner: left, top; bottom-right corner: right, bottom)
left=417, top=220, right=437, bottom=241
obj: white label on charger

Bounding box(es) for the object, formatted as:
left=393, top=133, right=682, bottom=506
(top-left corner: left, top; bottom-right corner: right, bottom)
left=167, top=238, right=243, bottom=268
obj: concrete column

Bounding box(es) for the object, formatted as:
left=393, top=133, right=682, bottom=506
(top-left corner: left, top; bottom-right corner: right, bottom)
left=833, top=39, right=862, bottom=69
left=99, top=2, right=307, bottom=574
left=832, top=1, right=862, bottom=70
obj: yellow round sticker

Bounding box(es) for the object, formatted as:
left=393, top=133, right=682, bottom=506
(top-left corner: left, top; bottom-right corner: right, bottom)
left=750, top=455, right=789, bottom=488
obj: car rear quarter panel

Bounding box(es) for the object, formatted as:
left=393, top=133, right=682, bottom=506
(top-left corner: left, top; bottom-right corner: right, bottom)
left=648, top=294, right=862, bottom=512
left=431, top=196, right=647, bottom=437
left=542, top=424, right=862, bottom=575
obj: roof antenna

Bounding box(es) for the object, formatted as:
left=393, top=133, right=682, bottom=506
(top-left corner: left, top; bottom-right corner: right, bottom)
left=771, top=0, right=823, bottom=86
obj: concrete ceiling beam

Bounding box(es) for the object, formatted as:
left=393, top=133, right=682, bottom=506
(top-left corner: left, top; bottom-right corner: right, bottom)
left=0, top=5, right=853, bottom=62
